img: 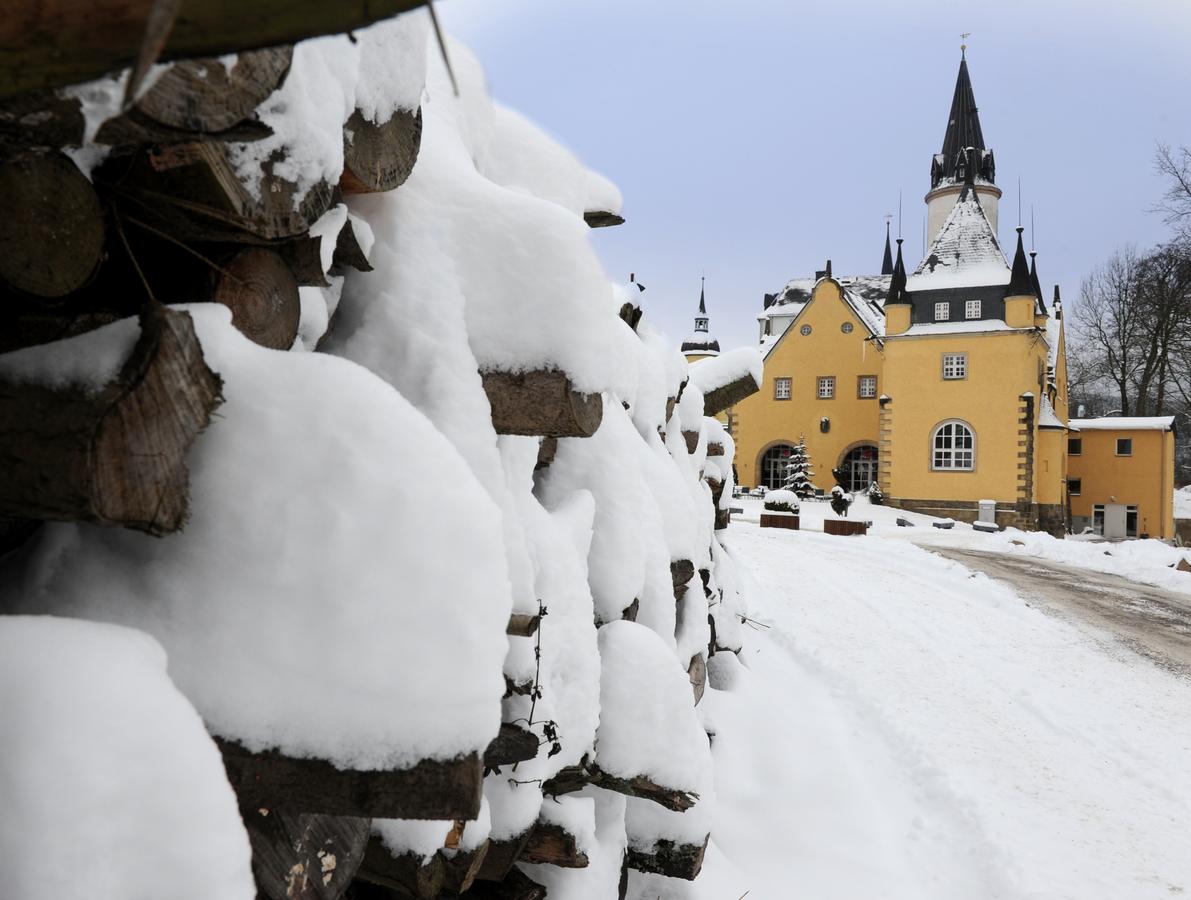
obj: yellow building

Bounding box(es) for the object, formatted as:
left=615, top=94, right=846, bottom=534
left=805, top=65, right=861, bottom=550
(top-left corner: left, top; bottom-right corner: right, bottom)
left=1067, top=418, right=1176, bottom=539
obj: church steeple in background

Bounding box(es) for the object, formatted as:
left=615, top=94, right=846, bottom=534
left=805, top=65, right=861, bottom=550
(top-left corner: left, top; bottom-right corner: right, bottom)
left=681, top=276, right=721, bottom=357
left=881, top=222, right=894, bottom=275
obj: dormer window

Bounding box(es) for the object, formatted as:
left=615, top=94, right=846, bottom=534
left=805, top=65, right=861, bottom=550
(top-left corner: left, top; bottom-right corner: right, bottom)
left=965, top=300, right=981, bottom=319
left=934, top=302, right=950, bottom=321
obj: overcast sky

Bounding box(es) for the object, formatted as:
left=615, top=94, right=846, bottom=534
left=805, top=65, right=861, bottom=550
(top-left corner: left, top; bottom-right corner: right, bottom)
left=439, top=0, right=1191, bottom=350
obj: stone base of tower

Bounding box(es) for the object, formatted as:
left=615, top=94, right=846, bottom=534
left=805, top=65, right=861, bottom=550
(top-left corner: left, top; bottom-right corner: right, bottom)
left=885, top=497, right=1065, bottom=536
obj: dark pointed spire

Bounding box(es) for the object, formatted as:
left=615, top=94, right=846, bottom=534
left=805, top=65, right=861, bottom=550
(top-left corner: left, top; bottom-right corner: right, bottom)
left=931, top=54, right=994, bottom=188
left=1008, top=227, right=1034, bottom=297
left=698, top=276, right=706, bottom=316
left=1030, top=251, right=1047, bottom=312
left=881, top=222, right=894, bottom=275
left=885, top=239, right=908, bottom=305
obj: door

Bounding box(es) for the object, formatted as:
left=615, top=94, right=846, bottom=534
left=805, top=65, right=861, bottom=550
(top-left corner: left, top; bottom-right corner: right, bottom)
left=841, top=445, right=879, bottom=492
left=1103, top=503, right=1128, bottom=539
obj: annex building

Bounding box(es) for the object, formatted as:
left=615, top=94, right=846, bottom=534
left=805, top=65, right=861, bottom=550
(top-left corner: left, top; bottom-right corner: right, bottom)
left=692, top=52, right=1175, bottom=539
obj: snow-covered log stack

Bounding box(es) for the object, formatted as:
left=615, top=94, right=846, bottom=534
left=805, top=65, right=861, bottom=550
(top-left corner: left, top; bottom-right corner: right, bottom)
left=0, top=9, right=756, bottom=900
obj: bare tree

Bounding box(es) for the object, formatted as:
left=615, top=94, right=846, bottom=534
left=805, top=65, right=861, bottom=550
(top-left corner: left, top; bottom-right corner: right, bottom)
left=1072, top=247, right=1146, bottom=415
left=1155, top=144, right=1191, bottom=241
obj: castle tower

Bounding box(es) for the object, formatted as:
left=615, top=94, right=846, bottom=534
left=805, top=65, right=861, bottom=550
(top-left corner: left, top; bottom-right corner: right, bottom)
left=681, top=277, right=721, bottom=360
left=925, top=50, right=1002, bottom=245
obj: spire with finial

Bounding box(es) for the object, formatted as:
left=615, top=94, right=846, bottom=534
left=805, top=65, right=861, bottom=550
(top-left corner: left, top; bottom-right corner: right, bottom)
left=681, top=277, right=720, bottom=355
left=1029, top=251, right=1046, bottom=312
left=886, top=238, right=908, bottom=305
left=1007, top=226, right=1035, bottom=297
left=698, top=275, right=706, bottom=318
left=881, top=220, right=894, bottom=275
left=931, top=46, right=993, bottom=189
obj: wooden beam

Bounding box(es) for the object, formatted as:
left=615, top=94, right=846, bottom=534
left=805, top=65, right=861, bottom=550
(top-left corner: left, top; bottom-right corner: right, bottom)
left=0, top=304, right=221, bottom=534
left=240, top=806, right=369, bottom=900
left=0, top=0, right=427, bottom=98
left=216, top=737, right=483, bottom=820
left=625, top=835, right=709, bottom=881
left=700, top=372, right=760, bottom=417
left=481, top=370, right=602, bottom=438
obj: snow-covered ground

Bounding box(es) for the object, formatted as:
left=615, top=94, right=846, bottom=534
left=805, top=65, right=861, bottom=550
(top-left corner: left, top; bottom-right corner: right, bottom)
left=695, top=506, right=1191, bottom=899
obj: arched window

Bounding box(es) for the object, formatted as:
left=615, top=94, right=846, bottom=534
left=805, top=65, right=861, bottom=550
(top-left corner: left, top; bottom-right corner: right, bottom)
left=840, top=444, right=879, bottom=492
left=758, top=443, right=796, bottom=489
left=931, top=421, right=975, bottom=471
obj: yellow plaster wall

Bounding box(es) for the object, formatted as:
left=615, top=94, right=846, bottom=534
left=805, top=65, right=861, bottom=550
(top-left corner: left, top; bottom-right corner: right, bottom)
left=732, top=279, right=883, bottom=489
left=1036, top=428, right=1066, bottom=505
left=882, top=329, right=1049, bottom=504
left=1067, top=428, right=1175, bottom=539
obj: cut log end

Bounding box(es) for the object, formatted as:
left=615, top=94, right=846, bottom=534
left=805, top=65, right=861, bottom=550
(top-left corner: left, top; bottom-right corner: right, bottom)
left=483, top=723, right=538, bottom=770
left=701, top=372, right=761, bottom=417
left=243, top=808, right=368, bottom=900
left=518, top=822, right=589, bottom=868
left=341, top=107, right=423, bottom=195
left=625, top=835, right=709, bottom=881
left=210, top=247, right=301, bottom=349
left=583, top=210, right=625, bottom=228
left=0, top=151, right=103, bottom=298
left=482, top=370, right=603, bottom=438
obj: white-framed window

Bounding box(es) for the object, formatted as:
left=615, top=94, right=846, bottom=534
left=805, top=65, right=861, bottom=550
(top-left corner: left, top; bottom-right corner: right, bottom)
left=931, top=420, right=975, bottom=470
left=858, top=375, right=877, bottom=398
left=774, top=377, right=792, bottom=400
left=1116, top=438, right=1133, bottom=456
left=934, top=302, right=950, bottom=321
left=942, top=352, right=967, bottom=379
left=965, top=299, right=981, bottom=319
left=817, top=376, right=835, bottom=399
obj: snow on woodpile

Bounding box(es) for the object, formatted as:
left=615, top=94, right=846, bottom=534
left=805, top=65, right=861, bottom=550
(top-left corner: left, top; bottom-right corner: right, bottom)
left=0, top=15, right=755, bottom=900
left=3, top=307, right=510, bottom=770
left=0, top=616, right=255, bottom=900
left=687, top=346, right=763, bottom=396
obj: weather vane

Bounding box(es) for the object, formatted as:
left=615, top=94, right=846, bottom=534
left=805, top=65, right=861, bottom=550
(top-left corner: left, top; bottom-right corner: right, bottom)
left=961, top=32, right=971, bottom=56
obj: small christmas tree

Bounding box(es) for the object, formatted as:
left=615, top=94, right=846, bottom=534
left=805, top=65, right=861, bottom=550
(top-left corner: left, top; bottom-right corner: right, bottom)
left=783, top=436, right=816, bottom=498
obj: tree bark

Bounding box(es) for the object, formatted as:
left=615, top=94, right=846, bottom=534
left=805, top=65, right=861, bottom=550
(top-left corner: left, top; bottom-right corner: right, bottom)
left=0, top=304, right=221, bottom=534
left=340, top=107, right=422, bottom=195
left=0, top=0, right=428, bottom=98
left=0, top=150, right=104, bottom=298
left=482, top=370, right=603, bottom=438
left=208, top=247, right=301, bottom=349
left=585, top=765, right=699, bottom=812
left=241, top=807, right=369, bottom=900
left=216, top=737, right=484, bottom=820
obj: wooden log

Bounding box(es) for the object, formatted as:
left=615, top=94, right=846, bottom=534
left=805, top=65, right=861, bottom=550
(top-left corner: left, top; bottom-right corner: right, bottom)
left=0, top=90, right=84, bottom=151
left=357, top=835, right=444, bottom=899
left=681, top=429, right=699, bottom=455
left=0, top=150, right=103, bottom=298
left=518, top=822, right=589, bottom=868
left=463, top=867, right=547, bottom=900
left=583, top=210, right=625, bottom=228
left=503, top=675, right=534, bottom=698
left=707, top=478, right=725, bottom=509
left=340, top=107, right=422, bottom=195
left=671, top=558, right=693, bottom=605
left=481, top=370, right=602, bottom=438
left=664, top=396, right=676, bottom=423
left=474, top=830, right=532, bottom=883
left=540, top=765, right=587, bottom=799
left=0, top=0, right=428, bottom=98
left=443, top=842, right=490, bottom=894
left=625, top=835, right=709, bottom=881
left=506, top=613, right=540, bottom=638
left=714, top=508, right=730, bottom=530
left=534, top=436, right=557, bottom=472
left=216, top=738, right=484, bottom=820
left=0, top=304, right=221, bottom=534
left=617, top=301, right=642, bottom=332
left=688, top=653, right=706, bottom=706
left=208, top=247, right=301, bottom=349
left=278, top=233, right=332, bottom=288
left=241, top=806, right=369, bottom=900
left=823, top=519, right=867, bottom=537
left=706, top=441, right=724, bottom=457
left=586, top=765, right=698, bottom=813
left=120, top=141, right=334, bottom=242
left=620, top=597, right=639, bottom=622
left=701, top=372, right=760, bottom=417
left=329, top=218, right=374, bottom=276
left=483, top=723, right=538, bottom=770
left=0, top=309, right=124, bottom=355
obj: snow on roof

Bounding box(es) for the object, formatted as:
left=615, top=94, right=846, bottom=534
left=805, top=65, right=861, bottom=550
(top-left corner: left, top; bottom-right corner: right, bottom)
left=687, top=346, right=763, bottom=394
left=906, top=186, right=1010, bottom=293
left=1068, top=416, right=1175, bottom=432
left=1038, top=394, right=1065, bottom=429
left=840, top=285, right=885, bottom=338
left=762, top=274, right=890, bottom=317
left=897, top=320, right=1017, bottom=336
left=680, top=333, right=720, bottom=355
left=1045, top=314, right=1062, bottom=372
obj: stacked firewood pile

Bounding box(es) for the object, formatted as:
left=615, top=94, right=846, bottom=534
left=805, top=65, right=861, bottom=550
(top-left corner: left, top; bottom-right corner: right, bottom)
left=0, top=6, right=761, bottom=900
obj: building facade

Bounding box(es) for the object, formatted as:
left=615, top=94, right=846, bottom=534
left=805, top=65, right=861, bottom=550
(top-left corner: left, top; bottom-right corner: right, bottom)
left=726, top=52, right=1175, bottom=538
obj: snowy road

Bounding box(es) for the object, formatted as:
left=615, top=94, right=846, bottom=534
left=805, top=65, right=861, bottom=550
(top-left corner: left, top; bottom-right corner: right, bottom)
left=928, top=547, right=1191, bottom=678
left=705, top=520, right=1191, bottom=900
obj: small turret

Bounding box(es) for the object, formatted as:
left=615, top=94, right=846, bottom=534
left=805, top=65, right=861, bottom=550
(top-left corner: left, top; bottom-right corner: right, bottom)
left=1005, top=227, right=1037, bottom=328
left=884, top=239, right=911, bottom=335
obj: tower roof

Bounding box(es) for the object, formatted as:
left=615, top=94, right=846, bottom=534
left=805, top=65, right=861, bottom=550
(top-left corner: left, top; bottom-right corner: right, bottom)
left=1030, top=251, right=1047, bottom=312
left=681, top=276, right=720, bottom=355
left=931, top=54, right=995, bottom=188
left=908, top=173, right=1009, bottom=291
left=698, top=276, right=707, bottom=315
left=1007, top=227, right=1035, bottom=297
left=881, top=222, right=894, bottom=276
left=886, top=238, right=908, bottom=304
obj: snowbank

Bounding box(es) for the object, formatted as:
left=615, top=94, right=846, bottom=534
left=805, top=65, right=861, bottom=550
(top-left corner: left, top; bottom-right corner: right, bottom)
left=1, top=616, right=255, bottom=900
left=3, top=307, right=511, bottom=769
left=686, top=347, right=763, bottom=395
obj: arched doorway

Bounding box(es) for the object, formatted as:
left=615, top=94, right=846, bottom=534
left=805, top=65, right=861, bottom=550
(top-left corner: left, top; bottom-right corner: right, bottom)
left=758, top=443, right=797, bottom=490
left=840, top=444, right=879, bottom=492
